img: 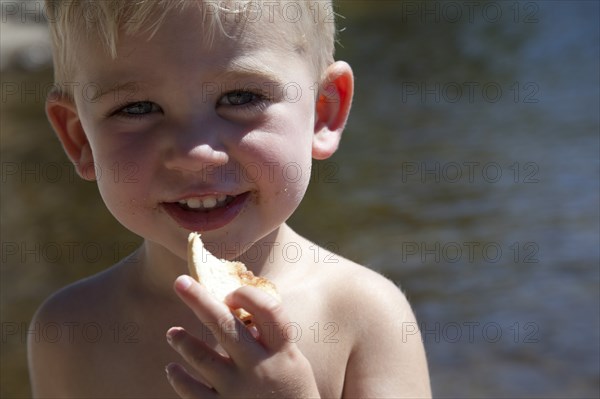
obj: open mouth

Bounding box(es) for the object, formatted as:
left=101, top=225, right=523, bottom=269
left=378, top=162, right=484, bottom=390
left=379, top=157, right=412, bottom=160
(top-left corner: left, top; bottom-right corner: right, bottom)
left=176, top=194, right=236, bottom=211
left=162, top=192, right=250, bottom=231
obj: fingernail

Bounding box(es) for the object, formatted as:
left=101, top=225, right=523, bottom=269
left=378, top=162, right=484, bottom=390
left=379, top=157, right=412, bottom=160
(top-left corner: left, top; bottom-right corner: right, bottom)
left=175, top=275, right=194, bottom=291
left=166, top=327, right=182, bottom=344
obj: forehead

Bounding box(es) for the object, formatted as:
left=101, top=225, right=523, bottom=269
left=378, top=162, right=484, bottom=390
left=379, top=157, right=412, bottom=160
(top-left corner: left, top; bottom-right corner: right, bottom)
left=74, top=3, right=310, bottom=82
left=71, top=5, right=315, bottom=104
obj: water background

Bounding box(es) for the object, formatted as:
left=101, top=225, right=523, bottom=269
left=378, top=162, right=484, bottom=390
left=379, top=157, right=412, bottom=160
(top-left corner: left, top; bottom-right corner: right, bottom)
left=1, top=1, right=599, bottom=397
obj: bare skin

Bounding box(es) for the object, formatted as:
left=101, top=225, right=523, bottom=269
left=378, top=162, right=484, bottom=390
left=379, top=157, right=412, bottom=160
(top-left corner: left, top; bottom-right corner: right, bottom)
left=28, top=225, right=430, bottom=398
left=30, top=4, right=431, bottom=397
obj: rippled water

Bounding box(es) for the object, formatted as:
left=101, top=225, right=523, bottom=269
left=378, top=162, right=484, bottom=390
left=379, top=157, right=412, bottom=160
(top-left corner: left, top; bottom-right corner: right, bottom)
left=2, top=1, right=599, bottom=397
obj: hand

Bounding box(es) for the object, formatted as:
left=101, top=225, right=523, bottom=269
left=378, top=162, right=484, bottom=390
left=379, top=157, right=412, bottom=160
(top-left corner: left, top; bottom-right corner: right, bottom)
left=165, top=275, right=321, bottom=398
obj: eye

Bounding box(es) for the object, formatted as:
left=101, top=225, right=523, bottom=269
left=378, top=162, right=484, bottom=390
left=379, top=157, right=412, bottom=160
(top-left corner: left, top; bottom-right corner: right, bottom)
left=108, top=101, right=162, bottom=119
left=120, top=101, right=160, bottom=115
left=219, top=91, right=260, bottom=106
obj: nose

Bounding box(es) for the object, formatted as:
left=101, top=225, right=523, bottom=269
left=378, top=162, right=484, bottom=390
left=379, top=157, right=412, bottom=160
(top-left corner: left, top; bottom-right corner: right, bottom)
left=163, top=127, right=229, bottom=173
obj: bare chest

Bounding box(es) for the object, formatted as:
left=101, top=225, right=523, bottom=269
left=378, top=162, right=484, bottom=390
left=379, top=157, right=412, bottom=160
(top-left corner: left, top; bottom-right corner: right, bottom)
left=77, top=312, right=351, bottom=398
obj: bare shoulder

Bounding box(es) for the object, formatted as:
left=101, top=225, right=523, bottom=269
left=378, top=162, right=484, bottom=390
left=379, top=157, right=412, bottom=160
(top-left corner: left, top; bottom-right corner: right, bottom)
left=28, top=264, right=126, bottom=397
left=317, top=252, right=432, bottom=398
left=326, top=259, right=413, bottom=324
left=31, top=261, right=127, bottom=328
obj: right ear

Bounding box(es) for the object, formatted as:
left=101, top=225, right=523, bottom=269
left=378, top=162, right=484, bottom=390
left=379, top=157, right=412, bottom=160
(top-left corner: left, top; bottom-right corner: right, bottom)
left=45, top=92, right=96, bottom=181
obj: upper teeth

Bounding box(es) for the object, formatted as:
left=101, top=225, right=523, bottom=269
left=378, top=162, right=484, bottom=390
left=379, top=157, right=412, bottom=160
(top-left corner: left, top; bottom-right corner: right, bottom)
left=178, top=194, right=228, bottom=209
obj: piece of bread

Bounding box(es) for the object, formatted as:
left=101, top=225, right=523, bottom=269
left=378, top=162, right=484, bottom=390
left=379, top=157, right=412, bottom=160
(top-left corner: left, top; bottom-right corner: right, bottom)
left=187, top=232, right=280, bottom=325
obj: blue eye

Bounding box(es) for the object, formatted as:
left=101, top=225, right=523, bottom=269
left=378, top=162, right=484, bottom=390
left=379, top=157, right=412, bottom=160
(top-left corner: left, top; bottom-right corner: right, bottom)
left=107, top=100, right=162, bottom=119
left=220, top=91, right=258, bottom=106
left=121, top=101, right=159, bottom=115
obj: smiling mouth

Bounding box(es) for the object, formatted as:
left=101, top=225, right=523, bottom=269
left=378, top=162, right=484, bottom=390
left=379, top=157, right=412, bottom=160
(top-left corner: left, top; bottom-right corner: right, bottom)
left=162, top=192, right=250, bottom=231
left=176, top=194, right=236, bottom=211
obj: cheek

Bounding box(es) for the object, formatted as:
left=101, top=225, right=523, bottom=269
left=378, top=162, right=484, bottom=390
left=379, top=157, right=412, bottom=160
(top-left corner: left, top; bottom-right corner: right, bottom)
left=240, top=129, right=313, bottom=206
left=94, top=162, right=150, bottom=218
left=83, top=119, right=161, bottom=184
left=89, top=140, right=150, bottom=191
left=85, top=134, right=158, bottom=224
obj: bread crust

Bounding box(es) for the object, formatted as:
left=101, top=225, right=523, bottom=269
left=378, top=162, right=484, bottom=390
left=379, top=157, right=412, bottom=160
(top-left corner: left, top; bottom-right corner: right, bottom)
left=187, top=232, right=280, bottom=325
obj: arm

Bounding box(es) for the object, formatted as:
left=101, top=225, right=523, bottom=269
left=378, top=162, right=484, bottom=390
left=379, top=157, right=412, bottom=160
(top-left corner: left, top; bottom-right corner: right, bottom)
left=342, top=275, right=431, bottom=398
left=28, top=292, right=87, bottom=398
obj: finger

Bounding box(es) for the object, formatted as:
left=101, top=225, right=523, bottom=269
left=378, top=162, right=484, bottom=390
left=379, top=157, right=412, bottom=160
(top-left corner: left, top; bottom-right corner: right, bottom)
left=166, top=327, right=231, bottom=385
left=225, top=286, right=294, bottom=352
left=173, top=275, right=263, bottom=361
left=165, top=362, right=217, bottom=399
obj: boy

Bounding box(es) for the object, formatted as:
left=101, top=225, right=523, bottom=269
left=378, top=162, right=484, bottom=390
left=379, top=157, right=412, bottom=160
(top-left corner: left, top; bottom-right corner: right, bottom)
left=29, top=1, right=431, bottom=397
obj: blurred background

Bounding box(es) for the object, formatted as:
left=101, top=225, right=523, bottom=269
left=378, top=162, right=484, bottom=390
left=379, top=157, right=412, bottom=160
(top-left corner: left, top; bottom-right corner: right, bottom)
left=1, top=0, right=598, bottom=397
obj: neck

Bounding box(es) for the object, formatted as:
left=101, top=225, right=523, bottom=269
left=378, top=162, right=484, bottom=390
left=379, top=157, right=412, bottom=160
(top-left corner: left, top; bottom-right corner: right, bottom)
left=127, top=240, right=186, bottom=303
left=236, top=223, right=298, bottom=280
left=131, top=224, right=298, bottom=300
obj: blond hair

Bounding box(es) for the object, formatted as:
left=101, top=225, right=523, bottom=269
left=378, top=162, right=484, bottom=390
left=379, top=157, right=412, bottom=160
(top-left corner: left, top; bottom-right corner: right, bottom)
left=45, top=0, right=337, bottom=97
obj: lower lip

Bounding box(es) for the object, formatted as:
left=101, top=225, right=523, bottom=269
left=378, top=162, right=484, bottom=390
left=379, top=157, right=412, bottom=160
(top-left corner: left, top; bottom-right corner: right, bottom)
left=161, top=192, right=250, bottom=232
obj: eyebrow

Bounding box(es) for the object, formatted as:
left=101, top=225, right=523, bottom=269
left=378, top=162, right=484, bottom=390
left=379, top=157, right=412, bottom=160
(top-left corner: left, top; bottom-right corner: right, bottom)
left=88, top=59, right=287, bottom=103
left=88, top=81, right=147, bottom=103
left=213, top=58, right=287, bottom=87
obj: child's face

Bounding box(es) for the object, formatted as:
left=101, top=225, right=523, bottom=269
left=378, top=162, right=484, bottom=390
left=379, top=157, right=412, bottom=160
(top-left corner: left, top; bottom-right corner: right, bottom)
left=62, top=8, right=329, bottom=259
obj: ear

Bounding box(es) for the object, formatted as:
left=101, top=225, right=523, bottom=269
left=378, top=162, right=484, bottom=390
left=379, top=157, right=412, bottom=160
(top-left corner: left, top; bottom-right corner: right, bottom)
left=45, top=92, right=96, bottom=181
left=312, top=61, right=354, bottom=160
